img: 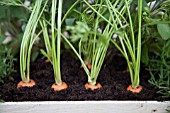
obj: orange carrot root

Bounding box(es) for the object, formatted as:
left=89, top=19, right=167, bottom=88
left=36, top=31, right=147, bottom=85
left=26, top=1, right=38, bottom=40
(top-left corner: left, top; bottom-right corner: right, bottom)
left=85, top=83, right=102, bottom=90
left=80, top=64, right=92, bottom=70
left=51, top=82, right=68, bottom=91
left=45, top=59, right=49, bottom=63
left=87, top=64, right=92, bottom=70
left=127, top=85, right=143, bottom=93
left=17, top=79, right=36, bottom=89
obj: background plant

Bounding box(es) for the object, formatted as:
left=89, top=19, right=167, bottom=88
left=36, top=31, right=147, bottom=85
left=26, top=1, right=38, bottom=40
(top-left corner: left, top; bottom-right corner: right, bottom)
left=0, top=0, right=44, bottom=61
left=0, top=1, right=28, bottom=56
left=0, top=46, right=15, bottom=84
left=66, top=21, right=93, bottom=67
left=66, top=4, right=97, bottom=67
left=0, top=0, right=84, bottom=63
left=141, top=0, right=170, bottom=98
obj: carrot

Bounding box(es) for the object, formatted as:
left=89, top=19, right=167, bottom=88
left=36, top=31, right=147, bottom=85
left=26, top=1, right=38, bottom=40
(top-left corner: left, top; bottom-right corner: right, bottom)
left=17, top=79, right=36, bottom=89
left=87, top=64, right=92, bottom=70
left=51, top=82, right=68, bottom=91
left=127, top=85, right=143, bottom=93
left=45, top=59, right=50, bottom=63
left=85, top=83, right=102, bottom=90
left=80, top=64, right=92, bottom=70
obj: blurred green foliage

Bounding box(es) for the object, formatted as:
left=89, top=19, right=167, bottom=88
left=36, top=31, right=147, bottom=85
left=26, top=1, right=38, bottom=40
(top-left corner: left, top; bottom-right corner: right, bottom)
left=141, top=0, right=170, bottom=98
left=0, top=46, right=15, bottom=84
left=0, top=4, right=28, bottom=56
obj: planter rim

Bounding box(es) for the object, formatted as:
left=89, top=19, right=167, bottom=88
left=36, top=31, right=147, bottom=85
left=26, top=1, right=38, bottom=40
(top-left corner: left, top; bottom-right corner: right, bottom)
left=1, top=101, right=169, bottom=113
left=1, top=101, right=170, bottom=105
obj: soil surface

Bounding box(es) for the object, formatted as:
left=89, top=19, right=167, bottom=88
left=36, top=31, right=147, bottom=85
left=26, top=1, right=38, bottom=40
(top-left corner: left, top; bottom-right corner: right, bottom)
left=0, top=51, right=165, bottom=101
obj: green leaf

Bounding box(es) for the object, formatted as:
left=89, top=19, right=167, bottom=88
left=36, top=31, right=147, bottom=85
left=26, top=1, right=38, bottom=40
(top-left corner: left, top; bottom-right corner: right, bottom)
left=67, top=21, right=90, bottom=42
left=63, top=40, right=71, bottom=49
left=31, top=51, right=39, bottom=62
left=62, top=0, right=77, bottom=14
left=10, top=7, right=28, bottom=20
left=149, top=42, right=162, bottom=56
left=141, top=44, right=149, bottom=65
left=142, top=0, right=149, bottom=11
left=132, top=0, right=148, bottom=11
left=65, top=18, right=75, bottom=26
left=0, top=99, right=5, bottom=103
left=40, top=49, right=48, bottom=58
left=0, top=36, right=6, bottom=44
left=157, top=24, right=170, bottom=40
left=98, top=34, right=107, bottom=45
left=1, top=0, right=17, bottom=4
left=0, top=6, right=7, bottom=19
left=0, top=79, right=4, bottom=84
left=166, top=110, right=170, bottom=112
left=70, top=35, right=80, bottom=42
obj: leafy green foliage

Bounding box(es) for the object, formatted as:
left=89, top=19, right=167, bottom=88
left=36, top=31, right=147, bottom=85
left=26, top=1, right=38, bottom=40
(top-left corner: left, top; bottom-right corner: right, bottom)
left=0, top=4, right=29, bottom=57
left=147, top=41, right=170, bottom=99
left=0, top=0, right=45, bottom=62
left=0, top=0, right=18, bottom=5
left=62, top=0, right=77, bottom=14
left=67, top=21, right=90, bottom=42
left=157, top=24, right=170, bottom=40
left=65, top=18, right=75, bottom=26
left=141, top=44, right=149, bottom=65
left=0, top=46, right=15, bottom=84
left=66, top=21, right=93, bottom=65
left=141, top=0, right=170, bottom=98
left=0, top=99, right=5, bottom=102
left=166, top=109, right=170, bottom=112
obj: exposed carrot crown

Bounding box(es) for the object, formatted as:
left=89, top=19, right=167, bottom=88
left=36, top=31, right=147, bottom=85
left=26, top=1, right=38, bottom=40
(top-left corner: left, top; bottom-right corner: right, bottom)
left=17, top=79, right=36, bottom=89
left=85, top=83, right=102, bottom=90
left=51, top=82, right=68, bottom=91
left=127, top=85, right=143, bottom=93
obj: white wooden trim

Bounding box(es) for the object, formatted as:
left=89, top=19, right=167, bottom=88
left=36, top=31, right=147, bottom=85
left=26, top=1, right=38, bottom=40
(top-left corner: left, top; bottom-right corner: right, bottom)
left=0, top=101, right=169, bottom=113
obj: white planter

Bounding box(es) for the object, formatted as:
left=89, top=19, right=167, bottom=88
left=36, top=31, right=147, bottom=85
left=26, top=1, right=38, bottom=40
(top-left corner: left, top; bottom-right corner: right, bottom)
left=0, top=101, right=169, bottom=113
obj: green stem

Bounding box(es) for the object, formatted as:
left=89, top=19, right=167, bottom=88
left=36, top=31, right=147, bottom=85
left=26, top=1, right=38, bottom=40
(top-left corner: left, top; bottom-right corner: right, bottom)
left=125, top=0, right=135, bottom=57
left=20, top=0, right=42, bottom=82
left=132, top=0, right=142, bottom=88
left=56, top=0, right=63, bottom=85
left=51, top=0, right=62, bottom=85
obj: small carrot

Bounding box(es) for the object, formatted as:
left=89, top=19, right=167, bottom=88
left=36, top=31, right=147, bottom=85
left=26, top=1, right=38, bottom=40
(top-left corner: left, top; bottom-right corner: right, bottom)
left=17, top=79, right=36, bottom=89
left=45, top=59, right=50, bottom=63
left=127, top=85, right=143, bottom=93
left=51, top=82, right=68, bottom=91
left=85, top=83, right=102, bottom=90
left=87, top=64, right=92, bottom=70
left=80, top=64, right=92, bottom=70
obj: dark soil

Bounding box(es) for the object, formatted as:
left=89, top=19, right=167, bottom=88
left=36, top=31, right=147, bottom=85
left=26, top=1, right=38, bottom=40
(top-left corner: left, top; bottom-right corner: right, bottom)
left=0, top=51, right=165, bottom=101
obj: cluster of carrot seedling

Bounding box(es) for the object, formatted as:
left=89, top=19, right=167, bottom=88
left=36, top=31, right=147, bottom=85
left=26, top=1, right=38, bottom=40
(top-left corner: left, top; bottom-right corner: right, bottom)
left=2, top=0, right=144, bottom=93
